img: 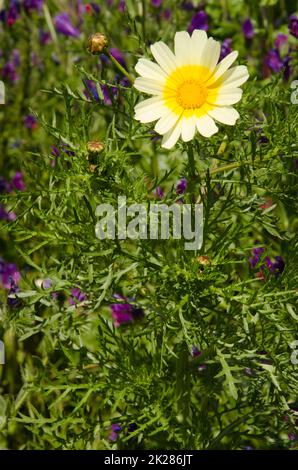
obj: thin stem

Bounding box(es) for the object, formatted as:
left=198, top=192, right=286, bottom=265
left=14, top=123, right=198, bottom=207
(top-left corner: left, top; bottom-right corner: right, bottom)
left=210, top=162, right=242, bottom=175
left=107, top=52, right=135, bottom=84
left=187, top=143, right=196, bottom=202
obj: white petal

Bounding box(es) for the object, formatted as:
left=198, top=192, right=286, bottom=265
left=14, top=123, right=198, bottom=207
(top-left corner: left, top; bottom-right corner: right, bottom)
left=181, top=116, right=196, bottom=142
left=208, top=106, right=240, bottom=125
left=150, top=41, right=177, bottom=75
left=134, top=97, right=168, bottom=123
left=174, top=31, right=192, bottom=66
left=211, top=51, right=239, bottom=83
left=161, top=120, right=182, bottom=149
left=219, top=66, right=249, bottom=88
left=200, top=37, right=221, bottom=75
left=191, top=30, right=208, bottom=64
left=134, top=77, right=164, bottom=95
left=155, top=111, right=181, bottom=135
left=196, top=115, right=218, bottom=137
left=213, top=88, right=243, bottom=105
left=135, top=58, right=168, bottom=82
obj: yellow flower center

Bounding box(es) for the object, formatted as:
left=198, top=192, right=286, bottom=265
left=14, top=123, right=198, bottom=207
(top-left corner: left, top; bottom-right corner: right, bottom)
left=162, top=65, right=219, bottom=118
left=176, top=80, right=207, bottom=109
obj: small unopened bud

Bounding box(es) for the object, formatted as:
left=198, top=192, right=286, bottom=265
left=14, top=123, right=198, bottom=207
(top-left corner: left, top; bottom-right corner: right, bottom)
left=197, top=255, right=210, bottom=266
left=88, top=164, right=97, bottom=173
left=87, top=33, right=108, bottom=54
left=86, top=141, right=104, bottom=154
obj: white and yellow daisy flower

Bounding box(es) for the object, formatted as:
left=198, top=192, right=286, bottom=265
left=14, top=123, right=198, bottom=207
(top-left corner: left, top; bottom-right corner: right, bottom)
left=134, top=31, right=249, bottom=149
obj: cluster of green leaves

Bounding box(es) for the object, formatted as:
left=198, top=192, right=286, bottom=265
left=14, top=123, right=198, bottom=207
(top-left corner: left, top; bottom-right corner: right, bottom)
left=0, top=0, right=298, bottom=450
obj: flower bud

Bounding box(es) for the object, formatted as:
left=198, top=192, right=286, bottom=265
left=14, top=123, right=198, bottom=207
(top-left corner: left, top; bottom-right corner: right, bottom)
left=86, top=141, right=104, bottom=154
left=197, top=255, right=210, bottom=266
left=87, top=33, right=108, bottom=54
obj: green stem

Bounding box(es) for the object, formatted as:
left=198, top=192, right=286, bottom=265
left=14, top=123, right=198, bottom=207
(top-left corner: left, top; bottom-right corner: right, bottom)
left=107, top=52, right=135, bottom=84
left=210, top=162, right=242, bottom=175
left=187, top=143, right=196, bottom=202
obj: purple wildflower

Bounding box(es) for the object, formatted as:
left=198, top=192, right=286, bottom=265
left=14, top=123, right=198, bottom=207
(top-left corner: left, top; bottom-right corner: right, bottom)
left=118, top=0, right=126, bottom=12
left=220, top=38, right=232, bottom=60
left=108, top=431, right=118, bottom=442
left=181, top=1, right=194, bottom=11
left=84, top=79, right=100, bottom=102
left=128, top=423, right=137, bottom=432
left=191, top=346, right=201, bottom=358
left=110, top=303, right=133, bottom=326
left=289, top=15, right=298, bottom=38
left=249, top=247, right=265, bottom=268
left=42, top=279, right=52, bottom=289
left=54, top=13, right=80, bottom=38
left=162, top=8, right=171, bottom=20
left=272, top=256, right=285, bottom=275
left=242, top=18, right=254, bottom=39
left=110, top=301, right=144, bottom=327
left=176, top=177, right=187, bottom=195
left=109, top=48, right=126, bottom=68
left=188, top=10, right=208, bottom=34
left=23, top=114, right=38, bottom=130
left=151, top=0, right=162, bottom=7
left=10, top=171, right=25, bottom=191
left=0, top=262, right=21, bottom=289
left=1, top=62, right=18, bottom=83
left=39, top=29, right=51, bottom=45
left=265, top=49, right=284, bottom=73
left=0, top=205, right=16, bottom=221
left=23, top=0, right=43, bottom=12
left=111, top=423, right=122, bottom=433
left=154, top=186, right=164, bottom=199
left=274, top=33, right=288, bottom=49
left=69, top=288, right=87, bottom=305
left=288, top=432, right=296, bottom=441
left=7, top=281, right=21, bottom=307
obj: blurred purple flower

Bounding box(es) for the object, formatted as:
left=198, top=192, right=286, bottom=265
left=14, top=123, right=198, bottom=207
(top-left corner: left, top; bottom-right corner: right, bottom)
left=1, top=62, right=18, bottom=83
left=54, top=13, right=80, bottom=38
left=188, top=10, right=208, bottom=34
left=265, top=49, right=284, bottom=73
left=23, top=114, right=38, bottom=130
left=7, top=280, right=21, bottom=308
left=288, top=432, right=296, bottom=441
left=118, top=0, right=126, bottom=12
left=220, top=38, right=232, bottom=60
left=151, top=0, right=162, bottom=7
left=289, top=14, right=298, bottom=38
left=24, top=0, right=43, bottom=12
left=0, top=205, right=16, bottom=221
left=108, top=431, right=118, bottom=442
left=110, top=301, right=144, bottom=327
left=10, top=171, right=25, bottom=191
left=181, top=1, right=194, bottom=11
left=69, top=287, right=87, bottom=305
left=242, top=18, right=254, bottom=39
left=109, top=48, right=126, bottom=68
left=154, top=186, right=164, bottom=199
left=176, top=177, right=187, bottom=195
left=274, top=33, right=288, bottom=49
left=191, top=346, right=201, bottom=358
left=0, top=261, right=21, bottom=289
left=110, top=303, right=133, bottom=326
left=39, top=29, right=51, bottom=45
left=249, top=247, right=265, bottom=268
